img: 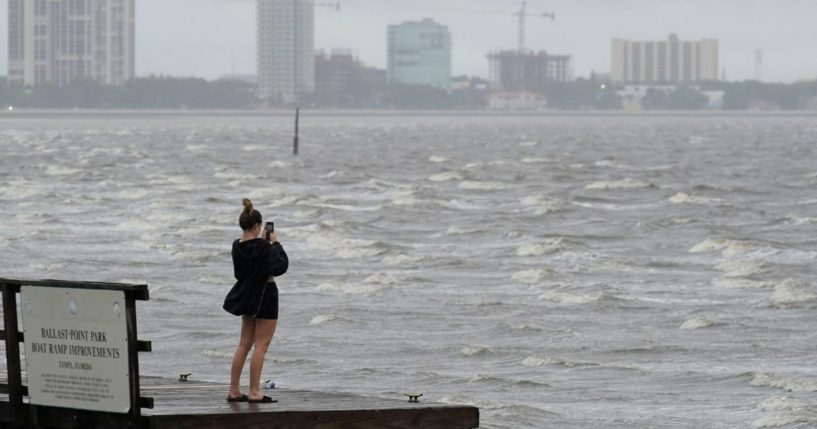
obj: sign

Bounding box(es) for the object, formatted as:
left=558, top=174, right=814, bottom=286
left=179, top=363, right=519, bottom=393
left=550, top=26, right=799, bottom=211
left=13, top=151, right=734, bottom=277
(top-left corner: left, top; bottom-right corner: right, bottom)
left=20, top=286, right=131, bottom=413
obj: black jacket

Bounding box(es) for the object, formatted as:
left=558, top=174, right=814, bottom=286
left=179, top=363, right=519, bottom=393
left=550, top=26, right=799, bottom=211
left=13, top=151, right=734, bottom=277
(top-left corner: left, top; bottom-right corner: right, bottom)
left=223, top=238, right=288, bottom=316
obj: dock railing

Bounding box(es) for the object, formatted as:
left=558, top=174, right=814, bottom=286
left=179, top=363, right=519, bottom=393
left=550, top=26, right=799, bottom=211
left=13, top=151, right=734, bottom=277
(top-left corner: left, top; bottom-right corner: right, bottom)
left=0, top=278, right=152, bottom=428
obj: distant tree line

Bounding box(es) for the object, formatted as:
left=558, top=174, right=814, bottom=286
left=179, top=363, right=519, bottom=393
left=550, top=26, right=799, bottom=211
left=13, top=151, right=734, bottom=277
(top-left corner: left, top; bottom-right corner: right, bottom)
left=2, top=75, right=816, bottom=111
left=0, top=76, right=257, bottom=109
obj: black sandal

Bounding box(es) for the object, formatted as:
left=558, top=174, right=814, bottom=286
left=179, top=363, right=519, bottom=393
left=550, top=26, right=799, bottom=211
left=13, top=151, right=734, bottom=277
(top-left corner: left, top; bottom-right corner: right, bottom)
left=248, top=395, right=277, bottom=403
left=226, top=394, right=248, bottom=403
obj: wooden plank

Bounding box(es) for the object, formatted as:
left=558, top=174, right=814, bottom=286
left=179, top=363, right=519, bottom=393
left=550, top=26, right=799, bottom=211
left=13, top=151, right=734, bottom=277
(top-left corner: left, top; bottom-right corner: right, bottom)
left=1, top=283, right=24, bottom=428
left=126, top=296, right=143, bottom=427
left=0, top=330, right=25, bottom=342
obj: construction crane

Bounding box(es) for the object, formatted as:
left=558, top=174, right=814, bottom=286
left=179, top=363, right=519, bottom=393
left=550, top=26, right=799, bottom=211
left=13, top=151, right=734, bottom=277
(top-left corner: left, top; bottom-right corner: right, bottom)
left=514, top=1, right=555, bottom=53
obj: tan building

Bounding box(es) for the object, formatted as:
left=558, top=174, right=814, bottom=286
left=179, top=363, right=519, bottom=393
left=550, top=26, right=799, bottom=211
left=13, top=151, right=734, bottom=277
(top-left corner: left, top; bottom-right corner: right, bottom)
left=257, top=0, right=315, bottom=104
left=8, top=0, right=135, bottom=87
left=611, top=34, right=718, bottom=83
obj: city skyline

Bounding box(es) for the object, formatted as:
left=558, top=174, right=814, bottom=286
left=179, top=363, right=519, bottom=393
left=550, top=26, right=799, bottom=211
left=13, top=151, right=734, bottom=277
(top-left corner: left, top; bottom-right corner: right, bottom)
left=2, top=0, right=816, bottom=83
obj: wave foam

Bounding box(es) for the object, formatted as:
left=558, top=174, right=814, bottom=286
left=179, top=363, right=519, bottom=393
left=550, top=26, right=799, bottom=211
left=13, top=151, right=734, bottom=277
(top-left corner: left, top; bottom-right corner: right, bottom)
left=585, top=178, right=652, bottom=190
left=669, top=192, right=723, bottom=205
left=458, top=180, right=508, bottom=191
left=428, top=172, right=463, bottom=182
left=715, top=260, right=769, bottom=277
left=516, top=238, right=564, bottom=256
left=460, top=346, right=492, bottom=357
left=680, top=318, right=722, bottom=330
left=428, top=155, right=448, bottom=163
left=522, top=355, right=599, bottom=368
left=511, top=269, right=551, bottom=284
left=771, top=278, right=816, bottom=307
left=689, top=238, right=757, bottom=256
left=751, top=373, right=817, bottom=392
left=538, top=290, right=605, bottom=305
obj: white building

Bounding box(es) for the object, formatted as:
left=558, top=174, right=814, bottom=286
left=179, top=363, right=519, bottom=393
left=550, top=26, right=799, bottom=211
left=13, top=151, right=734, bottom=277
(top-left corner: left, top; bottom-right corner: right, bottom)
left=257, top=0, right=315, bottom=104
left=387, top=18, right=451, bottom=91
left=8, top=0, right=135, bottom=86
left=611, top=34, right=718, bottom=84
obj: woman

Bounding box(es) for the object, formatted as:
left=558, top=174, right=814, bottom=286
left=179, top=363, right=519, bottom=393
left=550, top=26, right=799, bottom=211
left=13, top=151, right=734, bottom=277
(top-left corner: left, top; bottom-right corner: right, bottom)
left=223, top=198, right=288, bottom=403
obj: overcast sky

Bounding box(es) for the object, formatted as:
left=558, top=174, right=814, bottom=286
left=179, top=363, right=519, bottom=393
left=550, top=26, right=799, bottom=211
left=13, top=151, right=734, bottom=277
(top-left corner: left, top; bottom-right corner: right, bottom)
left=1, top=0, right=815, bottom=82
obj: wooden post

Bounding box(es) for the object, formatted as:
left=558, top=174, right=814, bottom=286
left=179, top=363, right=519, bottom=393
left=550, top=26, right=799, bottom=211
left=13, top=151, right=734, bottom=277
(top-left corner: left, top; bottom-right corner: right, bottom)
left=125, top=293, right=141, bottom=428
left=1, top=283, right=24, bottom=428
left=293, top=107, right=300, bottom=156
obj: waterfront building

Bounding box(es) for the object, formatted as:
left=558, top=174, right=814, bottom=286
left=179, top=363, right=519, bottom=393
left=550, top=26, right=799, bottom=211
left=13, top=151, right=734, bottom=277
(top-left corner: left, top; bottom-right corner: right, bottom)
left=7, top=0, right=135, bottom=86
left=257, top=0, right=315, bottom=104
left=387, top=18, right=451, bottom=91
left=487, top=50, right=572, bottom=91
left=611, top=34, right=719, bottom=83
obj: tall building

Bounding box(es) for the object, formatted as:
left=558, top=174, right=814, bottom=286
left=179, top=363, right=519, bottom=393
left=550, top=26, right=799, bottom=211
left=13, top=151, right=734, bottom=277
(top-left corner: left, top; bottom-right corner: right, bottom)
left=7, top=0, right=135, bottom=86
left=487, top=50, right=572, bottom=90
left=387, top=18, right=451, bottom=91
left=257, top=0, right=315, bottom=104
left=611, top=34, right=719, bottom=84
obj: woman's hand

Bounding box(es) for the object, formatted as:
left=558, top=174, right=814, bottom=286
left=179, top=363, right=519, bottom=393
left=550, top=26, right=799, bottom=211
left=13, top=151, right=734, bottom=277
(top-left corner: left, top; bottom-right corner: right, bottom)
left=268, top=230, right=279, bottom=243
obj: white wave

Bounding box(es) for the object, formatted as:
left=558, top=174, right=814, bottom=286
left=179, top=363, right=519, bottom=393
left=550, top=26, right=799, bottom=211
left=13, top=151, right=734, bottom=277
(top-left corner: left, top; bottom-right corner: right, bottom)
left=753, top=413, right=815, bottom=428
left=116, top=188, right=151, bottom=200
left=522, top=355, right=598, bottom=368
left=751, top=373, right=817, bottom=392
left=309, top=314, right=341, bottom=326
left=446, top=225, right=481, bottom=235
left=291, top=209, right=322, bottom=219
left=363, top=272, right=399, bottom=285
left=511, top=269, right=551, bottom=284
left=771, top=278, right=816, bottom=306
left=711, top=278, right=772, bottom=289
left=241, top=144, right=267, bottom=151
left=428, top=155, right=448, bottom=163
left=382, top=254, right=424, bottom=265
left=316, top=282, right=390, bottom=295
left=45, top=165, right=82, bottom=176
left=389, top=191, right=422, bottom=206
left=689, top=238, right=757, bottom=256
left=585, top=178, right=652, bottom=190
left=269, top=160, right=288, bottom=168
left=715, top=260, right=769, bottom=277
left=520, top=157, right=550, bottom=163
left=201, top=349, right=233, bottom=359
left=538, top=290, right=604, bottom=305
left=185, top=144, right=207, bottom=152
left=757, top=396, right=811, bottom=412
left=460, top=346, right=491, bottom=357
left=680, top=318, right=722, bottom=330
left=458, top=180, right=507, bottom=191
left=518, top=141, right=538, bottom=147
left=516, top=238, right=564, bottom=256
left=307, top=232, right=386, bottom=259
left=669, top=192, right=723, bottom=205
left=28, top=263, right=66, bottom=272
left=522, top=196, right=565, bottom=214
left=195, top=275, right=231, bottom=285
left=428, top=172, right=464, bottom=182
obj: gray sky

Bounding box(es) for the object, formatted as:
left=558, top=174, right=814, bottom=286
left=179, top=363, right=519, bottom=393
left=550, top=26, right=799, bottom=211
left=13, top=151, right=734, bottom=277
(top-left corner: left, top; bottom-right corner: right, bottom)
left=1, top=0, right=816, bottom=82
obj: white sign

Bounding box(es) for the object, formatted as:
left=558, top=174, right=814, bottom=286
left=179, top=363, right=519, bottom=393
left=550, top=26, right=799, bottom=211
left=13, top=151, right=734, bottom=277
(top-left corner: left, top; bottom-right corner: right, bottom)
left=20, top=287, right=131, bottom=413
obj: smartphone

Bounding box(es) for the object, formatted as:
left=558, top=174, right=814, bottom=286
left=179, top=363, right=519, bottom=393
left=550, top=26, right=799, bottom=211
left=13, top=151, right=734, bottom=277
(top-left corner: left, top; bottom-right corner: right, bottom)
left=265, top=222, right=275, bottom=233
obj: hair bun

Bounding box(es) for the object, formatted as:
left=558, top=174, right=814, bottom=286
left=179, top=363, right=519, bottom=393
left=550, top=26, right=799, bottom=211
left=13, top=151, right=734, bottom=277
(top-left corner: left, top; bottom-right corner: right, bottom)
left=242, top=198, right=254, bottom=213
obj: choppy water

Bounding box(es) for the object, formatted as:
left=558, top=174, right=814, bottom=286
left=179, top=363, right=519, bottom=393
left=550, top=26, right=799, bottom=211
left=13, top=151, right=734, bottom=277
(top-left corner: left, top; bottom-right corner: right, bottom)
left=2, top=113, right=817, bottom=428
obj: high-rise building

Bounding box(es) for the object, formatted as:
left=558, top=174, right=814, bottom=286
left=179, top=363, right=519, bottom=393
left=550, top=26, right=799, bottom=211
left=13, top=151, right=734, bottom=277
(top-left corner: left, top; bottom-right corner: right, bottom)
left=387, top=18, right=451, bottom=91
left=7, top=0, right=135, bottom=86
left=487, top=50, right=572, bottom=90
left=611, top=34, right=719, bottom=83
left=257, top=0, right=315, bottom=104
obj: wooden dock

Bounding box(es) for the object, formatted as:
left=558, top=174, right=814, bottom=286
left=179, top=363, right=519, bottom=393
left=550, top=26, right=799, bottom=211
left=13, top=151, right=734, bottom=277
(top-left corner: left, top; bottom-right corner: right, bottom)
left=1, top=373, right=479, bottom=428
left=0, top=278, right=479, bottom=428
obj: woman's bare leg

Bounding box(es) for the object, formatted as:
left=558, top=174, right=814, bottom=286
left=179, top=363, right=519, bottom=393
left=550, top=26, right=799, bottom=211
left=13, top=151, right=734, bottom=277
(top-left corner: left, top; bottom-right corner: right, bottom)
left=228, top=315, right=255, bottom=398
left=248, top=319, right=277, bottom=400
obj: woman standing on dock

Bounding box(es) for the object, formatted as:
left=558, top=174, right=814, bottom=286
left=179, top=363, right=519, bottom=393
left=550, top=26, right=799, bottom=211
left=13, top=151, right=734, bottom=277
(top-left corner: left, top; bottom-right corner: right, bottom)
left=223, top=198, right=289, bottom=403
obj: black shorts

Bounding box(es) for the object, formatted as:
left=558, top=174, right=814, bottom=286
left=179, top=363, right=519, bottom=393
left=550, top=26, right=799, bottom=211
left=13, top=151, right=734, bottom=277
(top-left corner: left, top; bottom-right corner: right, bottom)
left=255, top=283, right=279, bottom=320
